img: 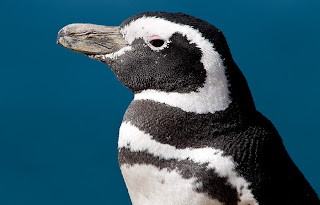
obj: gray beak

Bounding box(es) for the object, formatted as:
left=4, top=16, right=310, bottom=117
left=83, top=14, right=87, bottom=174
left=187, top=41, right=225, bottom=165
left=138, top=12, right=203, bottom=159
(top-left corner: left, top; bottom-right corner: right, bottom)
left=57, top=23, right=128, bottom=55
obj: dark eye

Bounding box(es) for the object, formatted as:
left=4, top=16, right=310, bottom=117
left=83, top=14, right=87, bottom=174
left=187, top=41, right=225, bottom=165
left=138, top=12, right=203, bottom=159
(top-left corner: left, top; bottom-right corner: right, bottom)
left=149, top=39, right=165, bottom=47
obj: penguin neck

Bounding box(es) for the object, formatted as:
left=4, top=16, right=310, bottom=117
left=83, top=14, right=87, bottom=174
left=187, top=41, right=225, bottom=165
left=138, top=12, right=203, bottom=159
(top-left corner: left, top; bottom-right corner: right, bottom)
left=132, top=58, right=256, bottom=115
left=133, top=81, right=232, bottom=115
left=225, top=62, right=257, bottom=114
left=133, top=79, right=256, bottom=116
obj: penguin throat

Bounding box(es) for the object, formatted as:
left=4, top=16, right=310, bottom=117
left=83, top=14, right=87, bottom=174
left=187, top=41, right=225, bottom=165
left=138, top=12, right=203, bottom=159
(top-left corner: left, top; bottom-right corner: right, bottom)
left=134, top=79, right=231, bottom=114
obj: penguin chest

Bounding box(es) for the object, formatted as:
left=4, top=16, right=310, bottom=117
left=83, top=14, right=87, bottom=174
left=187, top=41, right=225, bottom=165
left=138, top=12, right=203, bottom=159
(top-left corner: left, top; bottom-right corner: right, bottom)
left=118, top=122, right=259, bottom=205
left=120, top=163, right=222, bottom=205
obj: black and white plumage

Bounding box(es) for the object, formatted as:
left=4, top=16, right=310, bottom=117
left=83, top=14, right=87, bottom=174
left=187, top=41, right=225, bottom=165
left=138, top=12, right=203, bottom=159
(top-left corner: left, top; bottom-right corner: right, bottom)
left=57, top=12, right=320, bottom=205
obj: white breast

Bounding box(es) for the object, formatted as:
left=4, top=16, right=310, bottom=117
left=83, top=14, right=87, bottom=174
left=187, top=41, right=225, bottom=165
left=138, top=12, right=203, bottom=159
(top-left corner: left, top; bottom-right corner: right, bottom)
left=121, top=163, right=223, bottom=205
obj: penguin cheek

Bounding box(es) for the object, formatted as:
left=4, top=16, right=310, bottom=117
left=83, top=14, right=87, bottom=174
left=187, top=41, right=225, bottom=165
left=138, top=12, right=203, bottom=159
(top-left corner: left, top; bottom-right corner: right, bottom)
left=103, top=37, right=206, bottom=93
left=102, top=57, right=145, bottom=92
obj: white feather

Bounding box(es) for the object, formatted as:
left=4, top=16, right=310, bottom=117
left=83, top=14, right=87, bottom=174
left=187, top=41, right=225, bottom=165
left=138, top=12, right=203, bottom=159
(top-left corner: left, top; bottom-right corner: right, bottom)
left=121, top=164, right=223, bottom=205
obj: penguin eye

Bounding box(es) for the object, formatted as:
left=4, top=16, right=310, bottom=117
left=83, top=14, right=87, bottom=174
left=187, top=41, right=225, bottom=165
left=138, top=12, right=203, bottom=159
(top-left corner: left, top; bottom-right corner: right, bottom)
left=147, top=35, right=166, bottom=49
left=149, top=39, right=165, bottom=47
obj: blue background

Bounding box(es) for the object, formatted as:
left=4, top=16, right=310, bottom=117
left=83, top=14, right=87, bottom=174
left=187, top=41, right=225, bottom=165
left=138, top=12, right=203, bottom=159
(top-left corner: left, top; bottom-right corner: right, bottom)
left=1, top=0, right=319, bottom=204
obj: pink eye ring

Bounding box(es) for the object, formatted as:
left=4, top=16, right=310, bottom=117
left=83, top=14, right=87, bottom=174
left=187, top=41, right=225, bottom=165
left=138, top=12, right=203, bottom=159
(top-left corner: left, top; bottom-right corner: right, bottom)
left=148, top=35, right=166, bottom=48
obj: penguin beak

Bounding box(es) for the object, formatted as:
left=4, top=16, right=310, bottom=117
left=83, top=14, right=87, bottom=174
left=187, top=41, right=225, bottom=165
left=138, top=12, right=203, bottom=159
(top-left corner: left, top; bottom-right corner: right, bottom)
left=57, top=23, right=128, bottom=55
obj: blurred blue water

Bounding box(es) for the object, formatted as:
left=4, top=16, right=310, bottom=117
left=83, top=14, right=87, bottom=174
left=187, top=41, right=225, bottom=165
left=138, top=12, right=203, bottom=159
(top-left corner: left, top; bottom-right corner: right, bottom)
left=0, top=0, right=319, bottom=204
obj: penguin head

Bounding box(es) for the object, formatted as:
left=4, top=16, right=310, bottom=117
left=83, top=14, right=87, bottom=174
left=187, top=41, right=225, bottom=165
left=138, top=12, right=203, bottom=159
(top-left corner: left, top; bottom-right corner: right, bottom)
left=57, top=12, right=255, bottom=114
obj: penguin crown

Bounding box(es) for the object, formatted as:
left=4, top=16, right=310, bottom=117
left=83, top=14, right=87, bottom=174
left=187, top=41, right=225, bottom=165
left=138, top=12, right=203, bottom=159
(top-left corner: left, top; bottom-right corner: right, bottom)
left=121, top=15, right=205, bottom=52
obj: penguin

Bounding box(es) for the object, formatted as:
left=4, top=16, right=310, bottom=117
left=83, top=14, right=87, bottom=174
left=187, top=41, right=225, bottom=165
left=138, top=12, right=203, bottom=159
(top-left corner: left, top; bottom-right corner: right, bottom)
left=57, top=12, right=320, bottom=205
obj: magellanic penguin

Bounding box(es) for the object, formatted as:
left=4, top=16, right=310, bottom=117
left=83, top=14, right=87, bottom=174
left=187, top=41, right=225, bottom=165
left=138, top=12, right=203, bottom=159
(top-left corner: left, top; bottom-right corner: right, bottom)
left=57, top=12, right=320, bottom=205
